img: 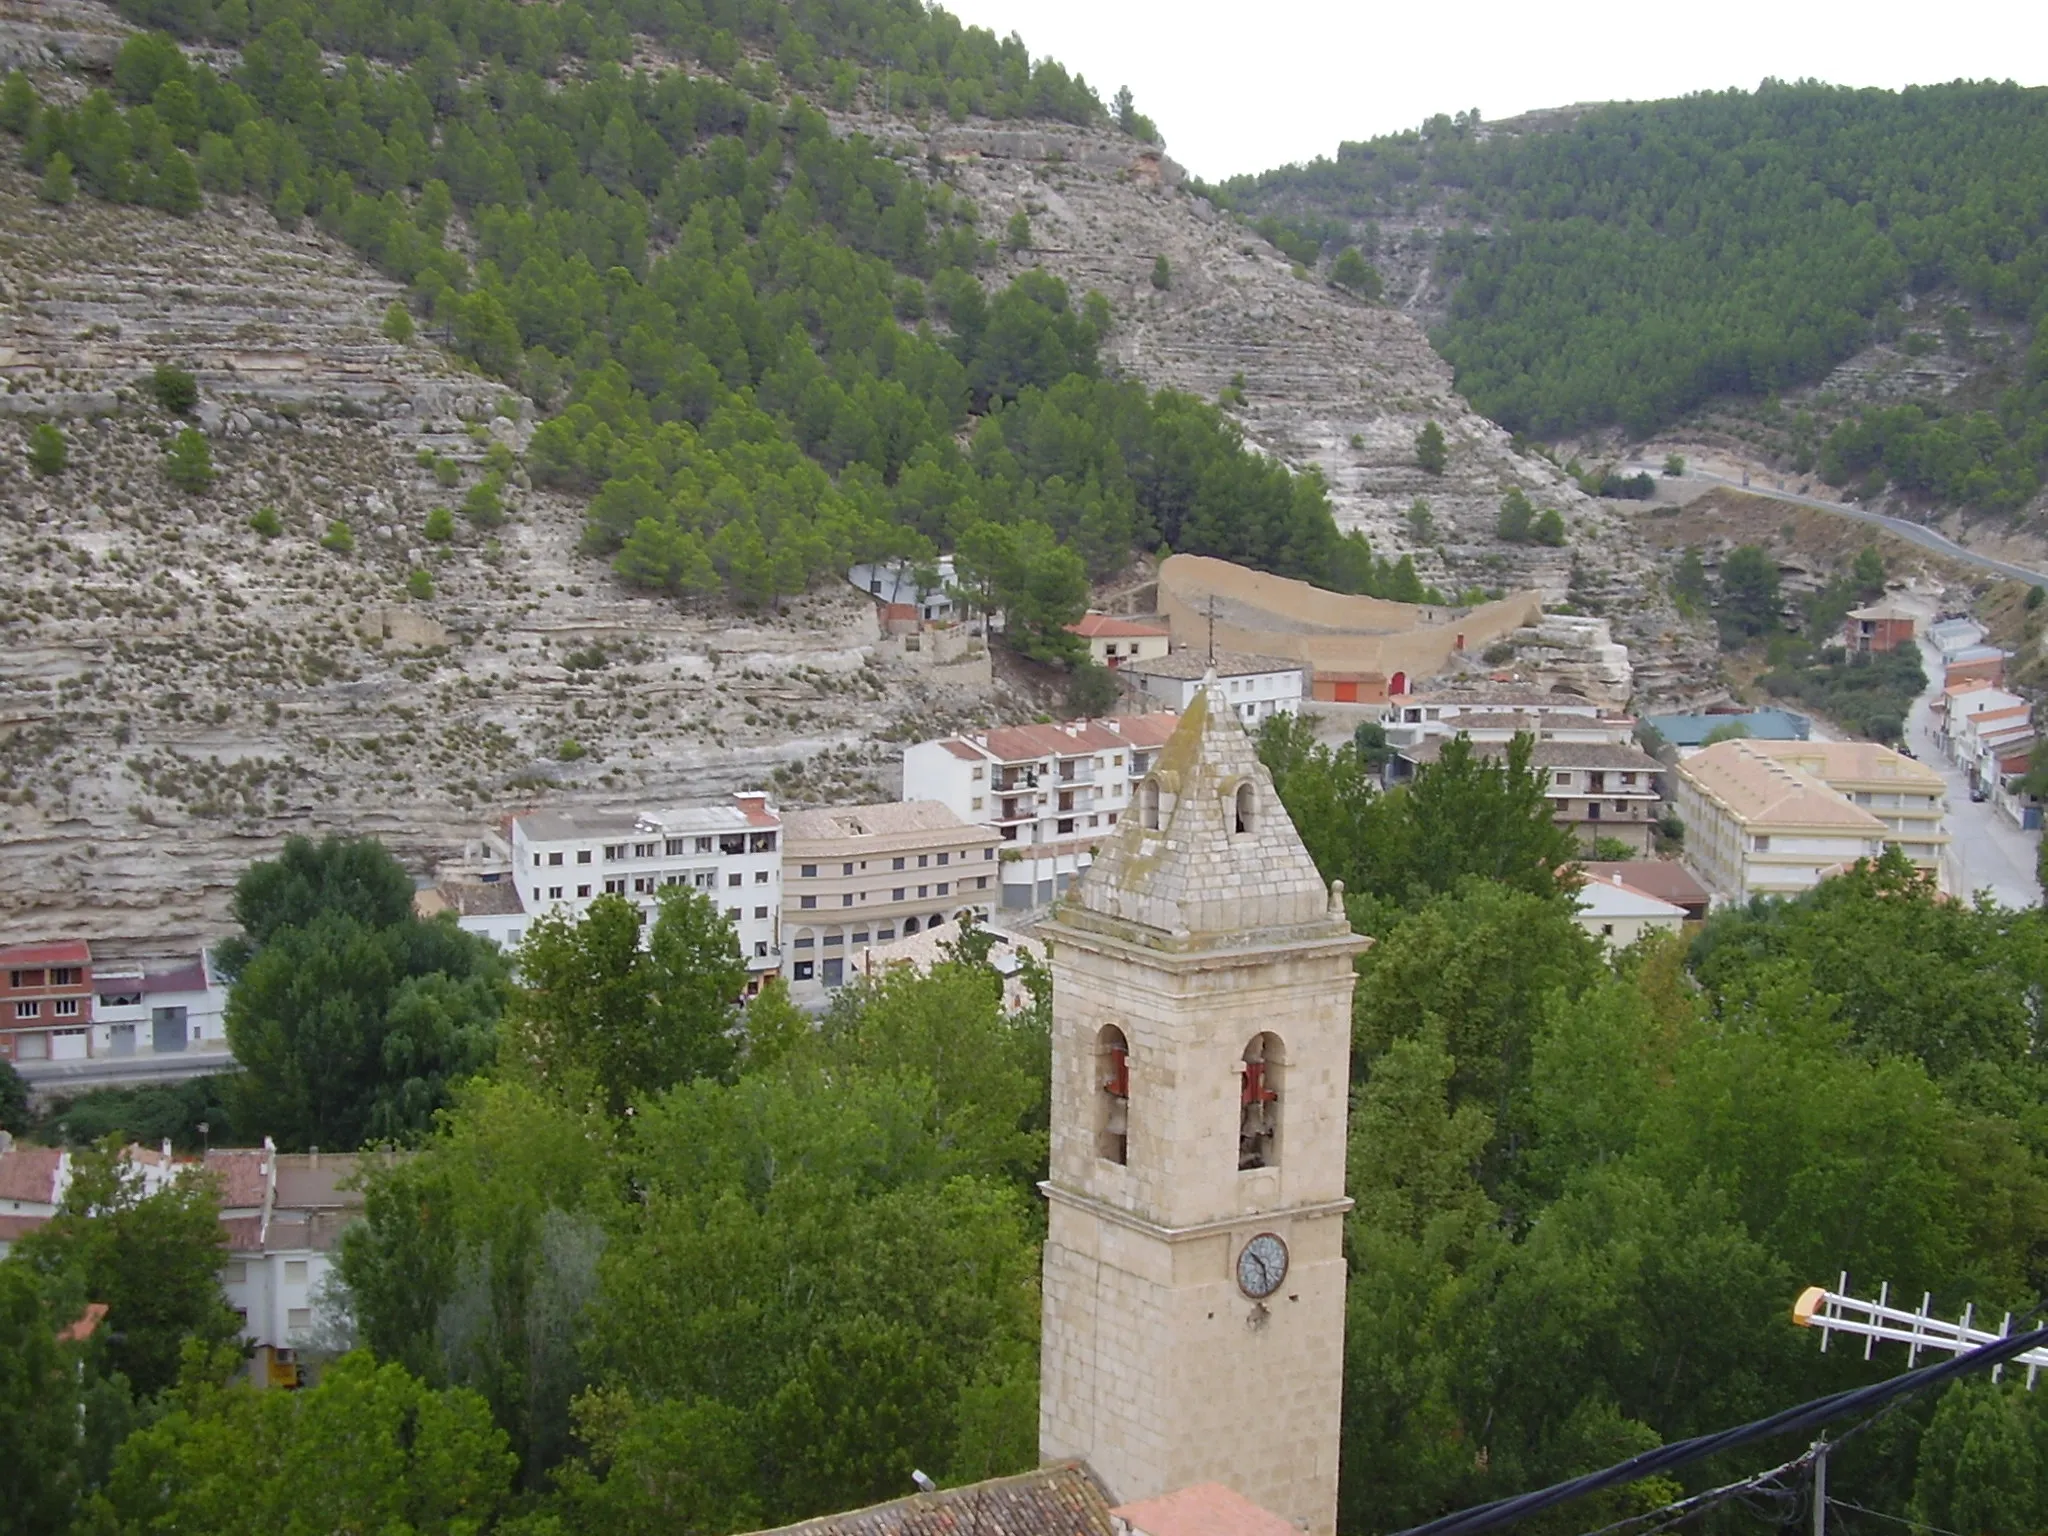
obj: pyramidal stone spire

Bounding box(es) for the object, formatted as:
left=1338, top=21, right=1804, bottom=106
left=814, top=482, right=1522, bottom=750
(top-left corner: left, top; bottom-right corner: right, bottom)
left=1056, top=676, right=1347, bottom=952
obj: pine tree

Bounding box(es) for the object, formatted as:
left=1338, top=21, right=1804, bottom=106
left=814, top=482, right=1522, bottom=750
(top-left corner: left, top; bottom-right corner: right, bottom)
left=1416, top=420, right=1447, bottom=475
left=26, top=423, right=66, bottom=476
left=39, top=151, right=74, bottom=205
left=383, top=302, right=415, bottom=343
left=163, top=427, right=215, bottom=492
left=1151, top=254, right=1170, bottom=291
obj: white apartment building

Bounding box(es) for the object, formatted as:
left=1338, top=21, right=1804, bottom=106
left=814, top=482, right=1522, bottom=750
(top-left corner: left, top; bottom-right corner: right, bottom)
left=902, top=714, right=1181, bottom=910
left=510, top=792, right=784, bottom=988
left=780, top=802, right=1004, bottom=998
left=1123, top=650, right=1303, bottom=723
left=1387, top=687, right=1615, bottom=748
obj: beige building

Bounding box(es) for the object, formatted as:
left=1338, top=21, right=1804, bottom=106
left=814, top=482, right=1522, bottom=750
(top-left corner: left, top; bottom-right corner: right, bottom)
left=1739, top=740, right=1949, bottom=875
left=780, top=801, right=1003, bottom=997
left=1397, top=736, right=1663, bottom=853
left=1674, top=739, right=1905, bottom=901
left=1038, top=683, right=1364, bottom=1536
left=1069, top=613, right=1172, bottom=670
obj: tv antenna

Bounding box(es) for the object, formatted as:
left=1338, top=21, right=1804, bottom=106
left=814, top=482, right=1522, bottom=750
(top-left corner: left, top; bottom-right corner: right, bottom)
left=1794, top=1275, right=2048, bottom=1385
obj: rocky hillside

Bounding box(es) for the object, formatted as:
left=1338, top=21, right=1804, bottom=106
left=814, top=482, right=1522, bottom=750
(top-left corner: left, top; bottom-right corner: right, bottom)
left=0, top=8, right=1702, bottom=951
left=0, top=143, right=1004, bottom=952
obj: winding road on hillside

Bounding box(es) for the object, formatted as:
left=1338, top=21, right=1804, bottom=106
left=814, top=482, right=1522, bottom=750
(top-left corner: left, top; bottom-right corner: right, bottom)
left=1620, top=464, right=2048, bottom=589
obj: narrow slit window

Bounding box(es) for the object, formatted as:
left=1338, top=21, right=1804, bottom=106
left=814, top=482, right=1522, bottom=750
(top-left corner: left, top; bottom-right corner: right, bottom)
left=1233, top=781, right=1254, bottom=836
left=1140, top=777, right=1161, bottom=830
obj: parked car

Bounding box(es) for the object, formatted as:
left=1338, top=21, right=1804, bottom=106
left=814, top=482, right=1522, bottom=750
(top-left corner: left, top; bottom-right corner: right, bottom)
left=1971, top=785, right=1990, bottom=803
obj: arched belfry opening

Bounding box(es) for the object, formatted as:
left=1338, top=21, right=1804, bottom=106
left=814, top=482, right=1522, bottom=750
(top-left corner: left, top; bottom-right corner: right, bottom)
left=1239, top=1032, right=1283, bottom=1169
left=1097, top=1025, right=1131, bottom=1164
left=1139, top=776, right=1161, bottom=830
left=1232, top=780, right=1255, bottom=836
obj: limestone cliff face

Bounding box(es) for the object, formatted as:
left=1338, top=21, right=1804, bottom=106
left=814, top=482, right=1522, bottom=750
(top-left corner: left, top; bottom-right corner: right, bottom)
left=0, top=156, right=994, bottom=951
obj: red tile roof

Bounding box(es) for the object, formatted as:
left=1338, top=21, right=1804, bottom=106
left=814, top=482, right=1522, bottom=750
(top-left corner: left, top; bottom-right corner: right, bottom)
left=752, top=1462, right=1112, bottom=1536
left=0, top=940, right=91, bottom=967
left=59, top=1302, right=109, bottom=1342
left=1112, top=1484, right=1299, bottom=1536
left=982, top=720, right=1129, bottom=762
left=0, top=1145, right=64, bottom=1204
left=1109, top=713, right=1181, bottom=749
left=221, top=1215, right=265, bottom=1251
left=1068, top=613, right=1169, bottom=640
left=205, top=1149, right=271, bottom=1210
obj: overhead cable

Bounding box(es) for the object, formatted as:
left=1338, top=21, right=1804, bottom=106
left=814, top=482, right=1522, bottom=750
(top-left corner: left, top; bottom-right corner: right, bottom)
left=1389, top=1317, right=2048, bottom=1536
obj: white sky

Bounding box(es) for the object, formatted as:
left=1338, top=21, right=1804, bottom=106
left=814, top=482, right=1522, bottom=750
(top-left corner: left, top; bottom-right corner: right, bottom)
left=932, top=0, right=2048, bottom=182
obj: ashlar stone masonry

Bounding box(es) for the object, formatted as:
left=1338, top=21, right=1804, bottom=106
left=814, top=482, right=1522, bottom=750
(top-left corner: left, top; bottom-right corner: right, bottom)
left=1038, top=680, right=1366, bottom=1536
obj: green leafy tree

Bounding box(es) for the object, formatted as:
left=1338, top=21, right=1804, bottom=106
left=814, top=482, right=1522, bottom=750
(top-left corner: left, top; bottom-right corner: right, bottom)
left=1532, top=507, right=1567, bottom=546
left=1662, top=453, right=1686, bottom=477
left=1853, top=544, right=1887, bottom=597
left=1671, top=546, right=1709, bottom=609
left=1717, top=544, right=1782, bottom=644
left=26, top=422, right=66, bottom=476
left=248, top=506, right=281, bottom=537
left=221, top=835, right=504, bottom=1148
left=147, top=363, right=197, bottom=414
left=407, top=568, right=434, bottom=599
left=1004, top=207, right=1031, bottom=251
left=0, top=1265, right=93, bottom=1533
left=163, top=426, right=214, bottom=491
left=39, top=150, right=74, bottom=204
left=321, top=519, right=355, bottom=553
left=1497, top=488, right=1535, bottom=541
left=1416, top=419, right=1447, bottom=475
left=1067, top=659, right=1120, bottom=716
left=0, top=1059, right=27, bottom=1133
left=12, top=1140, right=239, bottom=1399
left=383, top=301, right=415, bottom=343
left=507, top=888, right=743, bottom=1115
left=0, top=68, right=36, bottom=135
left=89, top=1351, right=518, bottom=1534
left=1151, top=253, right=1170, bottom=290
left=1330, top=247, right=1383, bottom=299
left=424, top=506, right=454, bottom=541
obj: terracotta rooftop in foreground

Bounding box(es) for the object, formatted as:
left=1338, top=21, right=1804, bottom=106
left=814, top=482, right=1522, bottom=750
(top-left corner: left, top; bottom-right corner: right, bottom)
left=1112, top=1483, right=1301, bottom=1536
left=747, top=1462, right=1113, bottom=1536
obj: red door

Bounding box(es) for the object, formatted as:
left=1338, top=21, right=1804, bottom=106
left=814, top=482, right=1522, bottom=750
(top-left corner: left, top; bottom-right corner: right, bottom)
left=1334, top=681, right=1359, bottom=703
left=1389, top=671, right=1407, bottom=696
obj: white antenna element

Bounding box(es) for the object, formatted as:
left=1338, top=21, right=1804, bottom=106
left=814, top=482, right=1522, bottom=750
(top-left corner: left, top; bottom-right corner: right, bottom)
left=1793, top=1276, right=2044, bottom=1388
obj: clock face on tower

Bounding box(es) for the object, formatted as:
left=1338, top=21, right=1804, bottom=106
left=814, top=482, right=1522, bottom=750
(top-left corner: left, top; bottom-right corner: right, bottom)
left=1235, top=1232, right=1289, bottom=1299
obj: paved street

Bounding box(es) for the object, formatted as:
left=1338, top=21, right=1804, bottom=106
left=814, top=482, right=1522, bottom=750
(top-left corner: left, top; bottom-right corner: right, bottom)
left=1906, top=637, right=2039, bottom=909
left=1620, top=464, right=2048, bottom=589
left=17, top=1048, right=237, bottom=1103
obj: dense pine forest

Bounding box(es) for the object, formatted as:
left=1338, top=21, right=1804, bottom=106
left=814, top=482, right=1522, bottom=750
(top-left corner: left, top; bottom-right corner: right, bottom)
left=0, top=0, right=1423, bottom=624
left=1216, top=84, right=2048, bottom=514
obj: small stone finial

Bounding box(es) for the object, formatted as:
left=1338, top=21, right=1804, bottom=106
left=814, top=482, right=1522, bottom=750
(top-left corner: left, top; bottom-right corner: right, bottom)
left=1328, top=879, right=1345, bottom=915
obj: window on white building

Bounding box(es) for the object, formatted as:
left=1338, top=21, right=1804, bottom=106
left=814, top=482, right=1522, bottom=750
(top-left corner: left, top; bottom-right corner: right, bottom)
left=15, top=1001, right=39, bottom=1019
left=288, top=1308, right=312, bottom=1331
left=604, top=844, right=625, bottom=860
left=286, top=1260, right=309, bottom=1285
left=576, top=850, right=592, bottom=864
left=604, top=879, right=626, bottom=895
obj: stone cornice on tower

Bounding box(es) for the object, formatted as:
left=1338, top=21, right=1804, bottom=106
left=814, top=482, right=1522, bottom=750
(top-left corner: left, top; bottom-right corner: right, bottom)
left=1049, top=679, right=1355, bottom=955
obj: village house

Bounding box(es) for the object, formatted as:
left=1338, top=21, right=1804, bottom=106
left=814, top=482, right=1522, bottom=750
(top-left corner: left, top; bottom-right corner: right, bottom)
left=88, top=954, right=230, bottom=1061
left=902, top=713, right=1180, bottom=910
left=778, top=802, right=1004, bottom=998
left=1843, top=601, right=1919, bottom=653
left=1, top=940, right=95, bottom=1064
left=1067, top=612, right=1171, bottom=670
left=1394, top=735, right=1664, bottom=852
left=1575, top=860, right=1711, bottom=921
left=1573, top=873, right=1689, bottom=950
left=210, top=1141, right=366, bottom=1385
left=1122, top=651, right=1304, bottom=723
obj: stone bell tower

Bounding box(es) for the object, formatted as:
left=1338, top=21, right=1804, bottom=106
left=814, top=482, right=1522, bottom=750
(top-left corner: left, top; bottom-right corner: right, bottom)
left=1037, top=681, right=1365, bottom=1536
